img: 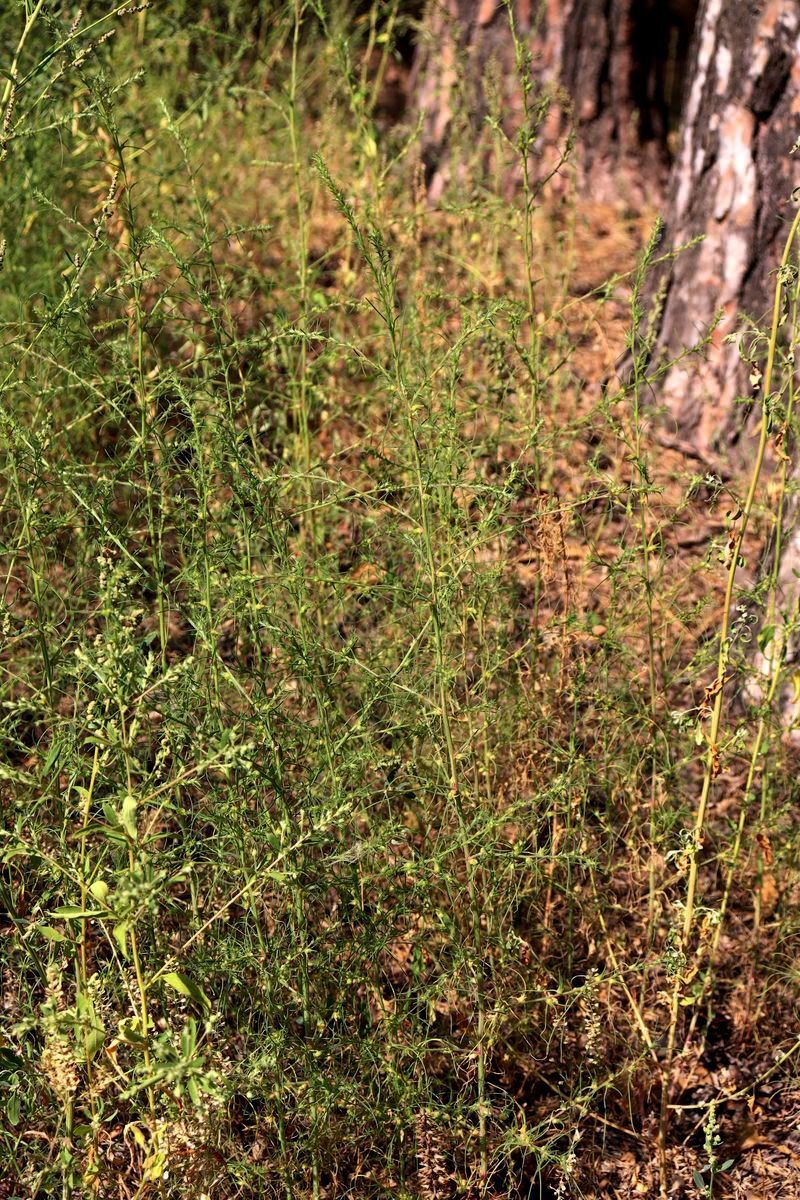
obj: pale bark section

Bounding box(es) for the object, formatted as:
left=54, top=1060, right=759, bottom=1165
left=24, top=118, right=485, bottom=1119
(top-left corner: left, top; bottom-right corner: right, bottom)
left=656, top=0, right=800, bottom=455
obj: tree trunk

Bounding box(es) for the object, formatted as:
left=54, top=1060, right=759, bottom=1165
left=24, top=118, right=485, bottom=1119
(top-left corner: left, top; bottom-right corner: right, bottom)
left=653, top=0, right=800, bottom=457
left=639, top=0, right=800, bottom=729
left=410, top=0, right=696, bottom=201
left=412, top=0, right=798, bottom=452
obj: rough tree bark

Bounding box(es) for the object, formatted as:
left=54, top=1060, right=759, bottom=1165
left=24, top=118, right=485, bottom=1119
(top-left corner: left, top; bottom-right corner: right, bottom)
left=645, top=1, right=800, bottom=727
left=653, top=0, right=800, bottom=456
left=410, top=0, right=694, bottom=200
left=412, top=0, right=798, bottom=454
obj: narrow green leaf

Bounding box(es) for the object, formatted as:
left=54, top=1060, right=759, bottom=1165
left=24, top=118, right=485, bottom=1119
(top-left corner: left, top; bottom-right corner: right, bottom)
left=113, top=920, right=130, bottom=956
left=117, top=1019, right=147, bottom=1047
left=43, top=739, right=61, bottom=773
left=77, top=990, right=106, bottom=1060
left=50, top=906, right=104, bottom=919
left=758, top=623, right=776, bottom=653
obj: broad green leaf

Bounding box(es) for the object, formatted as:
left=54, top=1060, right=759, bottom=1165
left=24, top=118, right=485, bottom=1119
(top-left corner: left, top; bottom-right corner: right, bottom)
left=163, top=971, right=211, bottom=1012
left=5, top=1093, right=20, bottom=1125
left=101, top=802, right=120, bottom=828
left=89, top=879, right=110, bottom=905
left=38, top=925, right=69, bottom=942
left=119, top=794, right=138, bottom=841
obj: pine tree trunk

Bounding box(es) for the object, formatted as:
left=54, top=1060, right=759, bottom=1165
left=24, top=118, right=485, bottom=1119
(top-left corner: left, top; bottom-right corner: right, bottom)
left=410, top=0, right=685, bottom=200
left=653, top=0, right=800, bottom=456
left=643, top=0, right=800, bottom=727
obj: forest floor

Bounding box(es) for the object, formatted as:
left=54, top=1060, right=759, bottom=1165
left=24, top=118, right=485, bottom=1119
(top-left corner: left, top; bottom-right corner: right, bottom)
left=498, top=197, right=800, bottom=1200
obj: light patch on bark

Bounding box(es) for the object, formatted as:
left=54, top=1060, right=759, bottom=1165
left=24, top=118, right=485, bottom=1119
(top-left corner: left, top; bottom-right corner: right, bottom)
left=713, top=106, right=756, bottom=222
left=430, top=44, right=457, bottom=146
left=714, top=43, right=731, bottom=95
left=781, top=10, right=800, bottom=123
left=675, top=0, right=724, bottom=221
left=661, top=101, right=756, bottom=448
left=721, top=230, right=751, bottom=300
left=543, top=0, right=566, bottom=74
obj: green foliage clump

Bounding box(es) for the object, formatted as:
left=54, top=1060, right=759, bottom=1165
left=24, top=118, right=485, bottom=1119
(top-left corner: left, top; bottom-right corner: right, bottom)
left=1, top=4, right=800, bottom=1199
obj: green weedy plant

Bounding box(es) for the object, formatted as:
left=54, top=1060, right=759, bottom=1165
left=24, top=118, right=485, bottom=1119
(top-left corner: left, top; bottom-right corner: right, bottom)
left=2, top=3, right=800, bottom=1199
left=692, top=1102, right=733, bottom=1198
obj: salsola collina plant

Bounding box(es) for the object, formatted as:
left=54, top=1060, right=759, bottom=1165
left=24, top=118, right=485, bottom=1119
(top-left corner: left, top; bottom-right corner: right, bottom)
left=1, top=4, right=800, bottom=1199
